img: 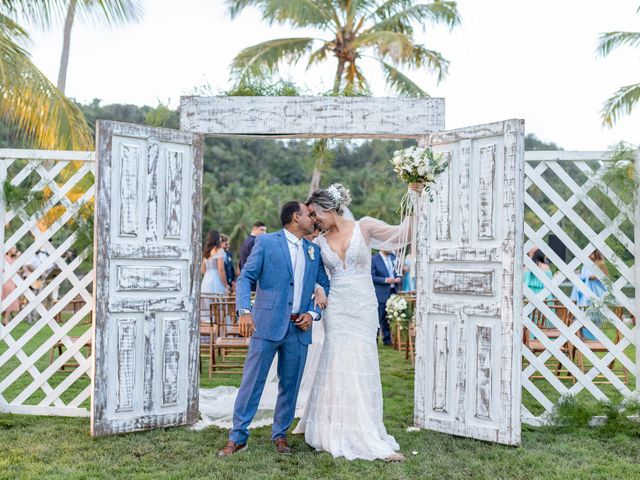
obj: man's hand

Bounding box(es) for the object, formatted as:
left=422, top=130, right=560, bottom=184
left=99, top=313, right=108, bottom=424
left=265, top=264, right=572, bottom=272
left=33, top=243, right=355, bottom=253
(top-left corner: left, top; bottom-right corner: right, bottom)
left=239, top=313, right=255, bottom=337
left=294, top=313, right=313, bottom=332
left=386, top=277, right=401, bottom=285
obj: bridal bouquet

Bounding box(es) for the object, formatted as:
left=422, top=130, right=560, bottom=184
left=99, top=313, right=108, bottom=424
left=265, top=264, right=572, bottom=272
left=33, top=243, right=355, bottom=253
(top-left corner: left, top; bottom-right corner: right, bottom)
left=391, top=146, right=449, bottom=202
left=389, top=146, right=449, bottom=272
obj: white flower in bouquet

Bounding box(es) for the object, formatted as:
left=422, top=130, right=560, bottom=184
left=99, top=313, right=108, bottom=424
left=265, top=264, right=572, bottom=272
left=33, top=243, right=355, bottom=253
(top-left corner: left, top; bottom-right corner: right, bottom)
left=390, top=146, right=449, bottom=202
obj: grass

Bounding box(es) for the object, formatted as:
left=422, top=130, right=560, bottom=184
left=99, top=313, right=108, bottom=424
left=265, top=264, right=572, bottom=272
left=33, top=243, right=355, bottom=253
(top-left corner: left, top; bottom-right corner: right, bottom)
left=2, top=346, right=640, bottom=479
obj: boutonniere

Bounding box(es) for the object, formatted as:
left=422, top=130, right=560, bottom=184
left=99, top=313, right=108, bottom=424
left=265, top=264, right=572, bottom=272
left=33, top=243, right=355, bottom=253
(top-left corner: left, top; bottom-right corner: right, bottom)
left=307, top=246, right=315, bottom=261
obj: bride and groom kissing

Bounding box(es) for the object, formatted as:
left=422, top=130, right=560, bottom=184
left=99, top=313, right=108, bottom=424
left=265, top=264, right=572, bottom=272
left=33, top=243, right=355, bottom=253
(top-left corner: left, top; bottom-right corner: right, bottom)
left=218, top=183, right=422, bottom=462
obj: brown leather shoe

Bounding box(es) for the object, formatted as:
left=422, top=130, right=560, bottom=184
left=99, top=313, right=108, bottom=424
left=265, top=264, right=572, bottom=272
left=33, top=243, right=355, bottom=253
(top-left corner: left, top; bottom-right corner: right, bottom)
left=217, top=440, right=247, bottom=457
left=274, top=437, right=292, bottom=454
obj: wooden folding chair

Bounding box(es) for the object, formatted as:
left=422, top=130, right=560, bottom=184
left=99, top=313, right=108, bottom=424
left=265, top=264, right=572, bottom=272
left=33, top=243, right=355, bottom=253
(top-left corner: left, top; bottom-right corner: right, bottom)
left=394, top=292, right=416, bottom=360
left=571, top=305, right=631, bottom=385
left=523, top=302, right=575, bottom=382
left=406, top=321, right=416, bottom=366
left=208, top=297, right=249, bottom=378
left=49, top=296, right=91, bottom=370
left=199, top=294, right=217, bottom=374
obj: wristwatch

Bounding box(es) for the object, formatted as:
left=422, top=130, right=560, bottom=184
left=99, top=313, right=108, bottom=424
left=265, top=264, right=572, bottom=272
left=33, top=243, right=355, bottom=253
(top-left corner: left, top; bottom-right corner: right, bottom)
left=237, top=308, right=251, bottom=316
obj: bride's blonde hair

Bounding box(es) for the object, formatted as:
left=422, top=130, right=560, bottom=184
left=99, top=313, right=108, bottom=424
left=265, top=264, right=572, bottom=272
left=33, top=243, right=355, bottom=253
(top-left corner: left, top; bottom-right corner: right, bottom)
left=306, top=184, right=352, bottom=216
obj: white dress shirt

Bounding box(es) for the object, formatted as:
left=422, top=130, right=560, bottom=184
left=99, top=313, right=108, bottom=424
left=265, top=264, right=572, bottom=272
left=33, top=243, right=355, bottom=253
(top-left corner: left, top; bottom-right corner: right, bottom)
left=381, top=253, right=395, bottom=278
left=283, top=229, right=317, bottom=318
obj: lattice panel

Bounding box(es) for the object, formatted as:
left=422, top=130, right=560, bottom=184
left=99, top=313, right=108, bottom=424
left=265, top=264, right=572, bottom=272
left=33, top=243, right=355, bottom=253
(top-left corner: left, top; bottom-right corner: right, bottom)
left=0, top=150, right=95, bottom=417
left=522, top=151, right=639, bottom=424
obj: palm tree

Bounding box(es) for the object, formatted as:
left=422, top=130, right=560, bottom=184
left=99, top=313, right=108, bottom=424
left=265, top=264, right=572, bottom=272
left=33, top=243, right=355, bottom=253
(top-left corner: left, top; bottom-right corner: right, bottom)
left=597, top=6, right=640, bottom=127
left=227, top=0, right=460, bottom=193
left=0, top=3, right=92, bottom=149
left=55, top=0, right=143, bottom=94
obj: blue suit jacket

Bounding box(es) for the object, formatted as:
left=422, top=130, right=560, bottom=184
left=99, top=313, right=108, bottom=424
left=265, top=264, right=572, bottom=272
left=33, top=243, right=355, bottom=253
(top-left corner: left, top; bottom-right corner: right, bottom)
left=236, top=230, right=330, bottom=345
left=371, top=253, right=401, bottom=304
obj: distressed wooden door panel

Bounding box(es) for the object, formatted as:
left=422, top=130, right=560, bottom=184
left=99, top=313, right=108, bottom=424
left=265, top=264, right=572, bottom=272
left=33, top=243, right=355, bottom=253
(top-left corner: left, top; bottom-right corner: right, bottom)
left=91, top=121, right=203, bottom=436
left=414, top=120, right=524, bottom=445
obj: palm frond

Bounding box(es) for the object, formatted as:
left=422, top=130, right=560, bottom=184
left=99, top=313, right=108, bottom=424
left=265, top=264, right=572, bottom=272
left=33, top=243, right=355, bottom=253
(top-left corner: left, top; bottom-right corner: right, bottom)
left=0, top=0, right=65, bottom=29
left=345, top=0, right=370, bottom=29
left=407, top=44, right=449, bottom=82
left=597, top=31, right=640, bottom=57
left=601, top=82, right=640, bottom=127
left=74, top=0, right=144, bottom=27
left=306, top=43, right=331, bottom=68
left=1, top=0, right=143, bottom=29
left=230, top=37, right=316, bottom=83
left=344, top=60, right=368, bottom=92
left=0, top=10, right=29, bottom=45
left=227, top=0, right=336, bottom=27
left=367, top=2, right=460, bottom=33
left=379, top=60, right=428, bottom=97
left=354, top=30, right=414, bottom=60
left=0, top=18, right=92, bottom=149
left=367, top=0, right=413, bottom=20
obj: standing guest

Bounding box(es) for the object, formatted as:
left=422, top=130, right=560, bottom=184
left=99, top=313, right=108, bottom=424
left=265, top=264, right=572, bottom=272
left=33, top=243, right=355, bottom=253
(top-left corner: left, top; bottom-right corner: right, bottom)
left=571, top=249, right=608, bottom=306
left=201, top=231, right=229, bottom=326
left=221, top=234, right=236, bottom=290
left=401, top=253, right=415, bottom=292
left=2, top=246, right=21, bottom=326
left=371, top=250, right=401, bottom=346
left=571, top=249, right=608, bottom=340
left=202, top=230, right=229, bottom=297
left=239, top=221, right=267, bottom=272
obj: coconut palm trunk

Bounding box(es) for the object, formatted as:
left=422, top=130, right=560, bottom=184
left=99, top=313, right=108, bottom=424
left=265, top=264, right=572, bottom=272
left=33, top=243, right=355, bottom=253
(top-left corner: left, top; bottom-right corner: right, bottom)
left=57, top=0, right=77, bottom=94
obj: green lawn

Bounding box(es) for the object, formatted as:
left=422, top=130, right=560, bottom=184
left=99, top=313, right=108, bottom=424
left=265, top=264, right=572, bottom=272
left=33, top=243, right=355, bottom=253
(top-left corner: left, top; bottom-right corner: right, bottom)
left=2, top=345, right=640, bottom=480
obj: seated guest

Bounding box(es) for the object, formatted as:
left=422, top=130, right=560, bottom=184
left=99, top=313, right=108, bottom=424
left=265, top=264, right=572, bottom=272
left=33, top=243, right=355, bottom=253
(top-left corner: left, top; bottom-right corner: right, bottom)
left=371, top=250, right=401, bottom=346
left=524, top=248, right=553, bottom=299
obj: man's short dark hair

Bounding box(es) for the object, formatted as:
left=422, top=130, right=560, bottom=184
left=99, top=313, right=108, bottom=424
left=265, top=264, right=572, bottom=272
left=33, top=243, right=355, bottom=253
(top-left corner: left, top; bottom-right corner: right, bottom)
left=280, top=202, right=302, bottom=227
left=253, top=221, right=266, bottom=228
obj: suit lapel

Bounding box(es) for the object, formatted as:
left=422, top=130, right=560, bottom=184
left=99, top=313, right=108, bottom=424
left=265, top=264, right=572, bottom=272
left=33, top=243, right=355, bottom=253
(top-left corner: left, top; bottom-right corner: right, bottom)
left=376, top=253, right=384, bottom=275
left=302, top=239, right=312, bottom=280
left=278, top=230, right=294, bottom=278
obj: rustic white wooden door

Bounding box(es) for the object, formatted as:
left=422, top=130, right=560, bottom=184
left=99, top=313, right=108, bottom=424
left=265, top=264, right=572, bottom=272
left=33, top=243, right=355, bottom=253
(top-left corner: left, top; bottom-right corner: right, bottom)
left=91, top=121, right=203, bottom=436
left=414, top=119, right=524, bottom=445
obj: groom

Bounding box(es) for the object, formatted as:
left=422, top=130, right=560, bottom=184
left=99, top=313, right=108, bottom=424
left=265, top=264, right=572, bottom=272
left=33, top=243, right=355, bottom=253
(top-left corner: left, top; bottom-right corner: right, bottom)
left=218, top=201, right=330, bottom=457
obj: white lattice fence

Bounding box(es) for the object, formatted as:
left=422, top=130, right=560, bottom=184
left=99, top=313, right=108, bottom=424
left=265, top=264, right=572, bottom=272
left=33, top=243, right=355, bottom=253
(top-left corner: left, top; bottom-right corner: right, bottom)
left=522, top=150, right=640, bottom=424
left=0, top=149, right=95, bottom=416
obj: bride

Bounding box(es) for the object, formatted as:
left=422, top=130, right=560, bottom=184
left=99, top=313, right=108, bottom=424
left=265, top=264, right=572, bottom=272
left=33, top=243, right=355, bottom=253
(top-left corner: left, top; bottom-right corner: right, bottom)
left=292, top=183, right=420, bottom=461
left=195, top=183, right=420, bottom=461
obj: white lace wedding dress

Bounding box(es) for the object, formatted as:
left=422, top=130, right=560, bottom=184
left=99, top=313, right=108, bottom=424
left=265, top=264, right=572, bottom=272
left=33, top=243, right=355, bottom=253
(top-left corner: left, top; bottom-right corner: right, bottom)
left=292, top=218, right=409, bottom=460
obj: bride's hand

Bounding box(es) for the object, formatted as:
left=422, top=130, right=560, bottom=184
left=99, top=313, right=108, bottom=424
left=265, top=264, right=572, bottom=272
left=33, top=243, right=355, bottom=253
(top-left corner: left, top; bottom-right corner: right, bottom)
left=314, top=287, right=328, bottom=309
left=409, top=182, right=425, bottom=194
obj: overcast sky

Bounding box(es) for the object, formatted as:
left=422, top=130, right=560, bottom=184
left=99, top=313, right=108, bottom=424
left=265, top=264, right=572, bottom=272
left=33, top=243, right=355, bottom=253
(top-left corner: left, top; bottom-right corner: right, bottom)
left=27, top=0, right=640, bottom=150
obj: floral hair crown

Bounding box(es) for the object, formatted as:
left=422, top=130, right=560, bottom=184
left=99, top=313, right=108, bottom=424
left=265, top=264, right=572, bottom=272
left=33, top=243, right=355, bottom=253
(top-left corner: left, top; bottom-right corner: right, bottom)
left=326, top=184, right=342, bottom=205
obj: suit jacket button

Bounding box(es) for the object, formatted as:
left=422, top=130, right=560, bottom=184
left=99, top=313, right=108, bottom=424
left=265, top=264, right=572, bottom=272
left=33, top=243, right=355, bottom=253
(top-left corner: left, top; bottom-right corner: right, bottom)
left=290, top=282, right=294, bottom=286
left=288, top=302, right=292, bottom=306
